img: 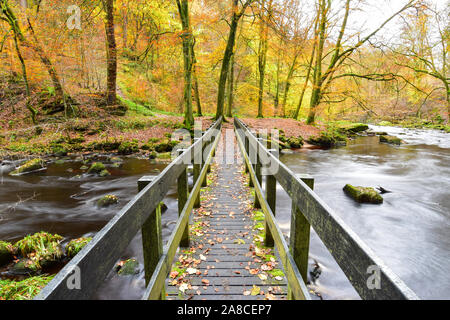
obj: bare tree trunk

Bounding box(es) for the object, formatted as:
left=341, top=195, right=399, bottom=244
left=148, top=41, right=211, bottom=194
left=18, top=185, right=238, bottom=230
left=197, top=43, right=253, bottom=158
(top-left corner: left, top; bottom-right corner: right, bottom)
left=226, top=52, right=235, bottom=118
left=176, top=0, right=194, bottom=127
left=103, top=0, right=117, bottom=106
left=191, top=39, right=202, bottom=116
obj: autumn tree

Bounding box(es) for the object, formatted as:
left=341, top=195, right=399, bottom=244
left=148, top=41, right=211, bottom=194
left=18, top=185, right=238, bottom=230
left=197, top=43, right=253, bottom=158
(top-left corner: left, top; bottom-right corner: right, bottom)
left=102, top=0, right=117, bottom=106
left=392, top=2, right=449, bottom=119
left=176, top=0, right=194, bottom=128
left=305, top=0, right=416, bottom=124
left=215, top=0, right=255, bottom=120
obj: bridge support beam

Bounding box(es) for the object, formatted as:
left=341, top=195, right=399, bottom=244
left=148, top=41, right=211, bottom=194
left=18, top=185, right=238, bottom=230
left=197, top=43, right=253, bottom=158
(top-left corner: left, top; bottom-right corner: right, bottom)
left=288, top=174, right=314, bottom=300
left=138, top=176, right=165, bottom=300
left=253, top=136, right=263, bottom=209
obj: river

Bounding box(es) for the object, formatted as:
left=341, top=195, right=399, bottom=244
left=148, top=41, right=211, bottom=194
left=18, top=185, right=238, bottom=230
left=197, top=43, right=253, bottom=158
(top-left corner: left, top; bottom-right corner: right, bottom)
left=0, top=126, right=448, bottom=299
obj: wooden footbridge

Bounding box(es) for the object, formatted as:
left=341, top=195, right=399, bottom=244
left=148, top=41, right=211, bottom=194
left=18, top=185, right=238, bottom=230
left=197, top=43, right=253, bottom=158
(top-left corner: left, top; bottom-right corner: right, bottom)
left=35, top=117, right=419, bottom=300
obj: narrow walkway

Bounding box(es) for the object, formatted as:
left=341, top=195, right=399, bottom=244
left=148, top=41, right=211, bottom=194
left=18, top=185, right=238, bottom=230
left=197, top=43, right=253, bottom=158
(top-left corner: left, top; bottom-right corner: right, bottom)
left=166, top=125, right=287, bottom=300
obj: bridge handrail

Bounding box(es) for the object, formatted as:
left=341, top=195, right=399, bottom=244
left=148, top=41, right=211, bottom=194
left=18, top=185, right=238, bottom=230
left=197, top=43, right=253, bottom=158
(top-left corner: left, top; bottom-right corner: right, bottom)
left=234, top=117, right=419, bottom=300
left=35, top=117, right=222, bottom=300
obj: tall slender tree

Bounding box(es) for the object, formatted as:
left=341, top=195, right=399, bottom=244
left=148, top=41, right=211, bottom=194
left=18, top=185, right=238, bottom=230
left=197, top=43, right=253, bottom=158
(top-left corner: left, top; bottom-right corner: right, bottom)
left=215, top=0, right=254, bottom=120
left=103, top=0, right=117, bottom=106
left=176, top=0, right=194, bottom=127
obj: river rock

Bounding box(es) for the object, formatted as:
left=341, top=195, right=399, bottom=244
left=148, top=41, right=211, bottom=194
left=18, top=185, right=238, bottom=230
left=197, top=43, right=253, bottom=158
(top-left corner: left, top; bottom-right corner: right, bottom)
left=338, top=123, right=369, bottom=133
left=97, top=195, right=119, bottom=208
left=343, top=184, right=383, bottom=204
left=65, top=237, right=92, bottom=259
left=9, top=158, right=46, bottom=176
left=87, top=162, right=106, bottom=174
left=379, top=135, right=403, bottom=145
left=0, top=241, right=14, bottom=266
left=117, top=258, right=140, bottom=276
left=287, top=137, right=304, bottom=149
left=9, top=258, right=40, bottom=275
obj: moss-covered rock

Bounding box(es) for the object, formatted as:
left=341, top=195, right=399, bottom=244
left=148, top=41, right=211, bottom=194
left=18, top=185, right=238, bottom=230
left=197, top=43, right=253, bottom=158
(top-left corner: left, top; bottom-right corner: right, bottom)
left=343, top=184, right=383, bottom=204
left=155, top=140, right=179, bottom=153
left=14, top=232, right=63, bottom=270
left=0, top=241, right=15, bottom=266
left=87, top=162, right=106, bottom=174
left=118, top=141, right=139, bottom=155
left=337, top=123, right=369, bottom=133
left=9, top=158, right=46, bottom=176
left=308, top=131, right=347, bottom=148
left=50, top=144, right=68, bottom=157
left=379, top=135, right=403, bottom=145
left=378, top=121, right=393, bottom=126
left=117, top=258, right=140, bottom=276
left=9, top=258, right=40, bottom=275
left=97, top=195, right=119, bottom=208
left=156, top=152, right=172, bottom=160
left=287, top=137, right=304, bottom=149
left=149, top=151, right=157, bottom=160
left=65, top=237, right=92, bottom=258
left=99, top=169, right=111, bottom=177
left=0, top=275, right=55, bottom=300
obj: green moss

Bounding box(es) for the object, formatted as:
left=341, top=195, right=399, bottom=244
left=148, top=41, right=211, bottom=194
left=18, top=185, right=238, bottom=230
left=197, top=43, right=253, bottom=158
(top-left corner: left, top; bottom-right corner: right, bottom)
left=343, top=184, right=383, bottom=204
left=379, top=135, right=402, bottom=145
left=268, top=269, right=285, bottom=278
left=9, top=158, right=46, bottom=176
left=97, top=195, right=119, bottom=208
left=87, top=162, right=106, bottom=174
left=14, top=232, right=63, bottom=270
left=117, top=258, right=140, bottom=276
left=50, top=144, right=68, bottom=157
left=335, top=122, right=369, bottom=133
left=0, top=275, right=55, bottom=300
left=156, top=152, right=171, bottom=160
left=118, top=141, right=139, bottom=155
left=287, top=136, right=304, bottom=149
left=308, top=128, right=347, bottom=148
left=378, top=121, right=393, bottom=126
left=65, top=237, right=92, bottom=258
left=0, top=241, right=15, bottom=266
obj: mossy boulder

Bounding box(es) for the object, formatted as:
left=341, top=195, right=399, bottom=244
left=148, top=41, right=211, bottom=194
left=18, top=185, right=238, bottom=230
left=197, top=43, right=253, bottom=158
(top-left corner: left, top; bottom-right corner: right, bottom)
left=99, top=169, right=111, bottom=177
left=0, top=241, right=15, bottom=266
left=338, top=123, right=369, bottom=133
left=118, top=141, right=139, bottom=155
left=148, top=151, right=157, bottom=160
left=308, top=131, right=347, bottom=148
left=14, top=232, right=64, bottom=270
left=155, top=140, right=179, bottom=153
left=50, top=144, right=68, bottom=157
left=9, top=158, right=46, bottom=176
left=117, top=258, right=140, bottom=276
left=9, top=258, right=40, bottom=275
left=65, top=237, right=92, bottom=258
left=287, top=137, right=304, bottom=149
left=378, top=121, right=393, bottom=126
left=379, top=135, right=402, bottom=145
left=87, top=162, right=105, bottom=174
left=343, top=184, right=383, bottom=204
left=87, top=162, right=110, bottom=177
left=97, top=195, right=119, bottom=208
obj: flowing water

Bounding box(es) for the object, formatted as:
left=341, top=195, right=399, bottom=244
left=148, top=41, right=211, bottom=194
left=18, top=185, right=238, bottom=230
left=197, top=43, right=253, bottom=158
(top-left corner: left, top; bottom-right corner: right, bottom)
left=0, top=126, right=449, bottom=299
left=277, top=126, right=450, bottom=300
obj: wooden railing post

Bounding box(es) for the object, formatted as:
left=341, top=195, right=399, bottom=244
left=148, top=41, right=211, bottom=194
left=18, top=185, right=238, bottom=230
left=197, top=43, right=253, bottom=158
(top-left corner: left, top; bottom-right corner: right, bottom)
left=253, top=136, right=263, bottom=209
left=177, top=149, right=190, bottom=248
left=244, top=132, right=250, bottom=174
left=288, top=174, right=314, bottom=299
left=193, top=137, right=201, bottom=208
left=138, top=176, right=165, bottom=300
left=264, top=149, right=278, bottom=247
left=202, top=134, right=208, bottom=187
